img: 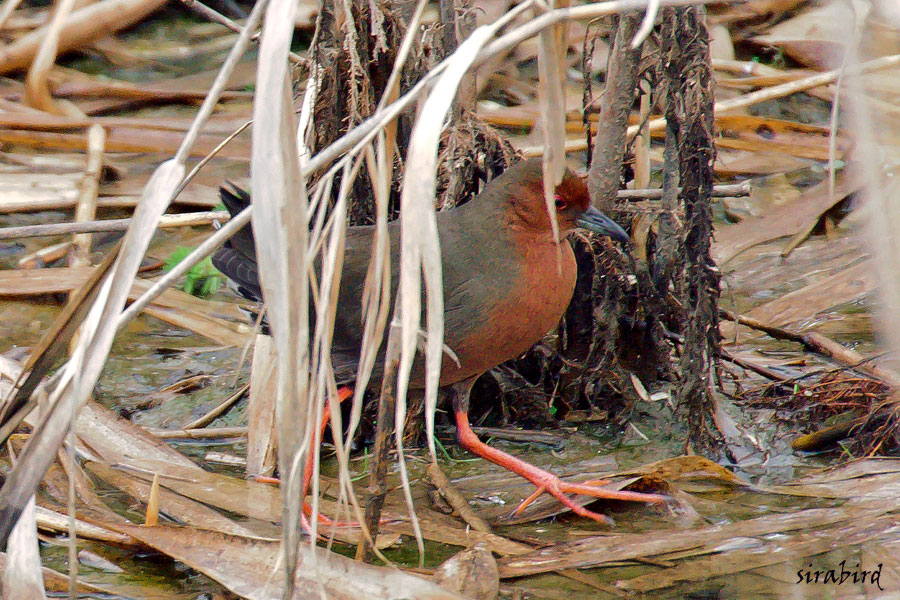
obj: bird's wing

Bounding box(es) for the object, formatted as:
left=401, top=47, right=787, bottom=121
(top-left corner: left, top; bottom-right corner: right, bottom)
left=212, top=185, right=264, bottom=302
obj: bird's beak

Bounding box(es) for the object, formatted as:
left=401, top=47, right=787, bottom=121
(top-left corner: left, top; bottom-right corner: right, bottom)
left=576, top=206, right=630, bottom=244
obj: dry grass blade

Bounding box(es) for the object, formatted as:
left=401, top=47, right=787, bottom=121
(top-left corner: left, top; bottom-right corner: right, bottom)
left=0, top=0, right=24, bottom=31
left=115, top=0, right=266, bottom=327
left=103, top=524, right=465, bottom=600
left=32, top=505, right=133, bottom=546
left=2, top=496, right=45, bottom=599
left=0, top=161, right=183, bottom=549
left=631, top=0, right=660, bottom=48
left=85, top=462, right=265, bottom=539
left=616, top=512, right=900, bottom=592
left=307, top=10, right=429, bottom=540
left=23, top=0, right=81, bottom=117
left=536, top=1, right=566, bottom=244
left=341, top=0, right=428, bottom=442
left=481, top=0, right=717, bottom=66
left=172, top=0, right=265, bottom=165
left=0, top=0, right=168, bottom=75
left=344, top=143, right=392, bottom=444
left=307, top=163, right=351, bottom=544
left=395, top=24, right=495, bottom=565
left=117, top=210, right=252, bottom=326
left=346, top=141, right=395, bottom=562
left=0, top=0, right=268, bottom=547
left=249, top=0, right=310, bottom=589
left=0, top=240, right=121, bottom=444
left=497, top=502, right=896, bottom=578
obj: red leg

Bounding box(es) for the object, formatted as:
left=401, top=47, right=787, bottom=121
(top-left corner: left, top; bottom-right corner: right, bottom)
left=300, top=386, right=353, bottom=500
left=454, top=409, right=666, bottom=523
left=301, top=386, right=355, bottom=528
left=256, top=386, right=356, bottom=529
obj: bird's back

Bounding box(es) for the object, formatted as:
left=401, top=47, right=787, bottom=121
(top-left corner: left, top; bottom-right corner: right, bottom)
left=212, top=166, right=577, bottom=388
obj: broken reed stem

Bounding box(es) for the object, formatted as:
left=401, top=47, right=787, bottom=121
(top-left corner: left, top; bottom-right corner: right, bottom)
left=0, top=211, right=229, bottom=241
left=618, top=181, right=751, bottom=200
left=522, top=52, right=900, bottom=157
left=720, top=309, right=900, bottom=388
left=0, top=182, right=749, bottom=243
left=0, top=241, right=121, bottom=445
left=356, top=323, right=400, bottom=562
left=425, top=461, right=492, bottom=533
left=72, top=124, right=106, bottom=266
left=182, top=383, right=250, bottom=429
left=175, top=0, right=306, bottom=65
left=146, top=426, right=248, bottom=439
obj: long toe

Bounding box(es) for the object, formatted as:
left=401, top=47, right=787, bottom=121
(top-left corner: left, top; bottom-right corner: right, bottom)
left=456, top=408, right=665, bottom=524
left=513, top=474, right=667, bottom=522
left=513, top=483, right=616, bottom=525
left=559, top=480, right=668, bottom=504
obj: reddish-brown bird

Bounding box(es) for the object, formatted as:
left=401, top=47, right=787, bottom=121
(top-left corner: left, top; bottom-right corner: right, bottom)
left=213, top=157, right=664, bottom=522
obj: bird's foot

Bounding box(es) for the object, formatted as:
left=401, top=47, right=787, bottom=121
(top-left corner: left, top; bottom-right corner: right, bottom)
left=253, top=475, right=280, bottom=485
left=302, top=502, right=358, bottom=529
left=454, top=409, right=666, bottom=524
left=512, top=474, right=665, bottom=525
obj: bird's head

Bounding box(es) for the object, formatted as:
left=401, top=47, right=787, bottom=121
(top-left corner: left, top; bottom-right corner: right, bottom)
left=496, top=157, right=629, bottom=244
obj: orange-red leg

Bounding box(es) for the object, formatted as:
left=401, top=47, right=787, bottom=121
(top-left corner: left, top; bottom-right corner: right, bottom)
left=300, top=387, right=353, bottom=497
left=256, top=386, right=355, bottom=530
left=301, top=386, right=355, bottom=528
left=454, top=408, right=666, bottom=524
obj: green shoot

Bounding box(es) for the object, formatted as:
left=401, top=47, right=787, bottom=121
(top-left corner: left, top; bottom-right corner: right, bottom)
left=164, top=246, right=222, bottom=298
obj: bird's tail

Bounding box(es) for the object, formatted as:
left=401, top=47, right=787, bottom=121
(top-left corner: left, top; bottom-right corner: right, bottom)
left=212, top=185, right=263, bottom=302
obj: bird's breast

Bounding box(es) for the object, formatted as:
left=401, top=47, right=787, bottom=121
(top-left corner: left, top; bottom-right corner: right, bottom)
left=439, top=240, right=577, bottom=385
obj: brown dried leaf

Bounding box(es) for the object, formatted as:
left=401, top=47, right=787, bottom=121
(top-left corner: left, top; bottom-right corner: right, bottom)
left=106, top=524, right=464, bottom=600
left=713, top=170, right=864, bottom=265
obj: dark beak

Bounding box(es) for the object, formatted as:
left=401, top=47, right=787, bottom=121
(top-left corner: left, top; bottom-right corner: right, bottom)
left=576, top=206, right=629, bottom=244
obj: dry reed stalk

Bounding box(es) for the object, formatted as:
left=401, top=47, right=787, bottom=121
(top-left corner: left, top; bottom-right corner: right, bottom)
left=71, top=125, right=105, bottom=266
left=0, top=0, right=168, bottom=74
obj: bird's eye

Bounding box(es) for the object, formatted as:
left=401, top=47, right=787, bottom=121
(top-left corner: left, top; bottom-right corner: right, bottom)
left=554, top=196, right=567, bottom=210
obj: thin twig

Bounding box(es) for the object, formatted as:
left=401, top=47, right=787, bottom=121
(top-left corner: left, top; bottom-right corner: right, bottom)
left=172, top=120, right=252, bottom=199
left=720, top=309, right=900, bottom=388
left=182, top=383, right=250, bottom=429
left=146, top=426, right=248, bottom=439
left=176, top=0, right=307, bottom=65
left=617, top=181, right=751, bottom=200
left=356, top=321, right=400, bottom=562
left=0, top=211, right=229, bottom=241
left=426, top=461, right=492, bottom=533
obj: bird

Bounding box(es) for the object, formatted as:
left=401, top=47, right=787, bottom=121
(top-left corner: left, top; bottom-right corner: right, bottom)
left=212, top=157, right=665, bottom=523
